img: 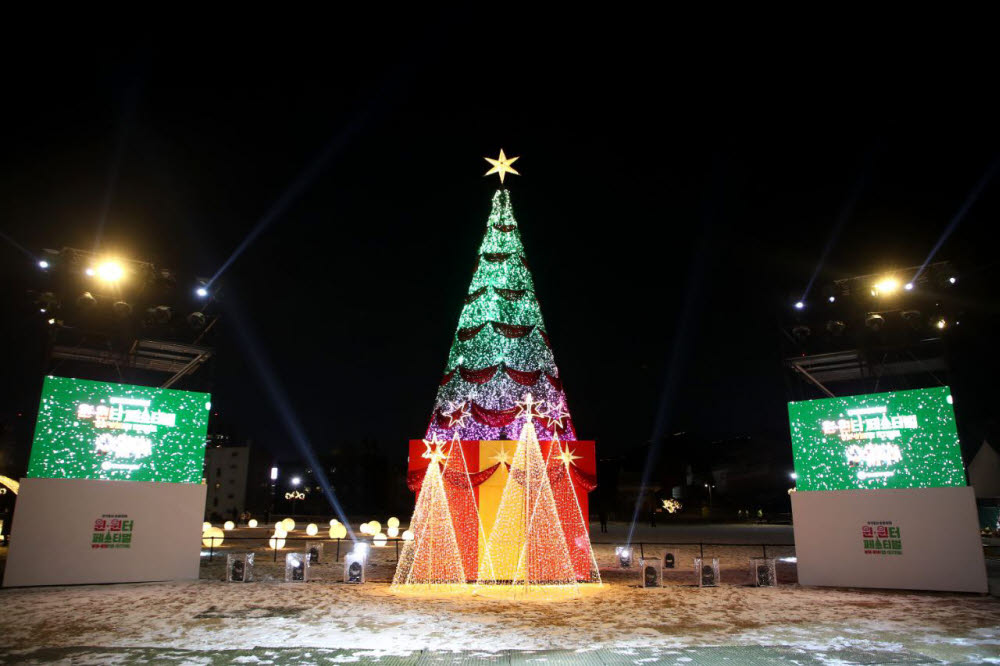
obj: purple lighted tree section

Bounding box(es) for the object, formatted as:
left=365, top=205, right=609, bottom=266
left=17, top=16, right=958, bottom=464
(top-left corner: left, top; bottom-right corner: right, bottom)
left=424, top=189, right=576, bottom=442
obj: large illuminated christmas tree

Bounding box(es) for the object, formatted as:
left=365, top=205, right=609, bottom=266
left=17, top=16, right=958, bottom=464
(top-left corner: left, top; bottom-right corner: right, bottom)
left=425, top=151, right=576, bottom=442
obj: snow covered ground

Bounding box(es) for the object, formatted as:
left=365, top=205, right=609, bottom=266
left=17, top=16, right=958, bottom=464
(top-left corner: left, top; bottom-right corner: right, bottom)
left=1, top=524, right=999, bottom=663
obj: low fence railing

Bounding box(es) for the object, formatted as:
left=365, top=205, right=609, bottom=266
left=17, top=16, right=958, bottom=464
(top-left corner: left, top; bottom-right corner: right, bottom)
left=199, top=535, right=796, bottom=564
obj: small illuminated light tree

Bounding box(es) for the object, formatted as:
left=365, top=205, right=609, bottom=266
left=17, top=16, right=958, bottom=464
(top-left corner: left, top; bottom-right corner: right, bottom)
left=392, top=436, right=467, bottom=589
left=546, top=434, right=601, bottom=584
left=476, top=395, right=579, bottom=597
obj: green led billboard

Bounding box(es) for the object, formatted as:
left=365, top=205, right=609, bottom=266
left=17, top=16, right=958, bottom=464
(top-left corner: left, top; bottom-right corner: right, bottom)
left=789, top=386, right=965, bottom=491
left=27, top=376, right=210, bottom=483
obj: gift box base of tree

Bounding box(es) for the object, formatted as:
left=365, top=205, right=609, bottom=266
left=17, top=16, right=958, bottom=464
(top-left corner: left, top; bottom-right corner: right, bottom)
left=407, top=438, right=596, bottom=581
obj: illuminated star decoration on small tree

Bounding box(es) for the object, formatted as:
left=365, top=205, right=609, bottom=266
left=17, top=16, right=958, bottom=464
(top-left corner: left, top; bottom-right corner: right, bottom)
left=515, top=393, right=545, bottom=422
left=444, top=400, right=471, bottom=429
left=544, top=398, right=571, bottom=433
left=421, top=434, right=449, bottom=466
left=484, top=149, right=521, bottom=184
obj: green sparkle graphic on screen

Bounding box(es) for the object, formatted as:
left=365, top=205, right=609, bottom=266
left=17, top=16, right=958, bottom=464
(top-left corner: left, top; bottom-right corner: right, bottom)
left=27, top=376, right=210, bottom=483
left=788, top=386, right=965, bottom=491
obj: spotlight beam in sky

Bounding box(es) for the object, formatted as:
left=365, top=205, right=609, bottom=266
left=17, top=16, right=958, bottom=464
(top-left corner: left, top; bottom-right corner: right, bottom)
left=625, top=168, right=722, bottom=547
left=800, top=148, right=879, bottom=302
left=224, top=299, right=356, bottom=540
left=206, top=58, right=420, bottom=289
left=912, top=156, right=999, bottom=282
left=206, top=120, right=361, bottom=288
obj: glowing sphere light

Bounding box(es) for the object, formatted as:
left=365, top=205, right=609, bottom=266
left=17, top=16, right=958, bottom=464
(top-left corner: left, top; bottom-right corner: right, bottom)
left=201, top=526, right=224, bottom=548
left=248, top=518, right=258, bottom=528
left=281, top=518, right=296, bottom=532
left=306, top=523, right=318, bottom=536
left=223, top=521, right=235, bottom=531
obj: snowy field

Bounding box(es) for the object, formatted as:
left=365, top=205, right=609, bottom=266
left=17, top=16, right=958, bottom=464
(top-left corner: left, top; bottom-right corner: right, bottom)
left=1, top=524, right=999, bottom=663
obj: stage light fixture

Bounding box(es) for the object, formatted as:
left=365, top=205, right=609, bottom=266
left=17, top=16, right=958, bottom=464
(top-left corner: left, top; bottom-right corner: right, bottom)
left=97, top=260, right=124, bottom=282
left=865, top=313, right=885, bottom=331
left=112, top=301, right=132, bottom=319
left=77, top=291, right=97, bottom=308
left=871, top=278, right=900, bottom=296
left=936, top=318, right=947, bottom=330
left=949, top=276, right=957, bottom=284
left=826, top=320, right=846, bottom=335
left=150, top=305, right=172, bottom=324
left=196, top=287, right=208, bottom=298
left=38, top=260, right=49, bottom=269
left=904, top=283, right=914, bottom=291
left=828, top=296, right=835, bottom=303
left=47, top=318, right=56, bottom=325
left=85, top=267, right=96, bottom=276
left=187, top=312, right=207, bottom=330
left=794, top=301, right=804, bottom=310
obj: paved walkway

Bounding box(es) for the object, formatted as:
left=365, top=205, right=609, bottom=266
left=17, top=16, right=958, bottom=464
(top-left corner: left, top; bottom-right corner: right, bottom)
left=0, top=645, right=961, bottom=664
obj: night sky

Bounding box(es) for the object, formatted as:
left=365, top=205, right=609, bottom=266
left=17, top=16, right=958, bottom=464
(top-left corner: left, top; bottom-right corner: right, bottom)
left=2, top=20, right=998, bottom=467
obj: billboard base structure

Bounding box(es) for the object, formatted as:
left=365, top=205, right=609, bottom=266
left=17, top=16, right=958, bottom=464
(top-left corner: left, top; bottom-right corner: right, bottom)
left=791, top=486, right=987, bottom=593
left=3, top=477, right=205, bottom=588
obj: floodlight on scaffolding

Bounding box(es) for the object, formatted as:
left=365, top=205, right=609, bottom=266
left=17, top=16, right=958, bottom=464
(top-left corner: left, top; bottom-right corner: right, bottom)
left=96, top=260, right=124, bottom=282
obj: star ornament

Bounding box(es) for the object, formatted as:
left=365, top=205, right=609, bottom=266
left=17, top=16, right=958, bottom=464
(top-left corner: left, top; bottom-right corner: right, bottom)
left=421, top=434, right=449, bottom=465
left=444, top=400, right=470, bottom=428
left=556, top=442, right=581, bottom=468
left=484, top=149, right=521, bottom=184
left=545, top=398, right=571, bottom=431
left=490, top=444, right=512, bottom=466
left=515, top=393, right=545, bottom=419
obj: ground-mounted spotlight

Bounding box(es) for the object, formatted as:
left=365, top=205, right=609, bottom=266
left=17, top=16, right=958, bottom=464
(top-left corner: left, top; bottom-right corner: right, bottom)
left=826, top=320, right=846, bottom=335
left=285, top=552, right=308, bottom=582
left=792, top=325, right=811, bottom=340
left=226, top=552, right=254, bottom=583
left=306, top=542, right=323, bottom=565
left=750, top=556, right=776, bottom=587
left=640, top=557, right=663, bottom=588
left=794, top=301, right=804, bottom=310
left=696, top=557, right=720, bottom=588
left=151, top=305, right=172, bottom=324
left=615, top=545, right=633, bottom=569
left=112, top=301, right=132, bottom=319
left=187, top=311, right=207, bottom=330
left=865, top=313, right=885, bottom=331
left=77, top=291, right=97, bottom=308
left=345, top=544, right=368, bottom=584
